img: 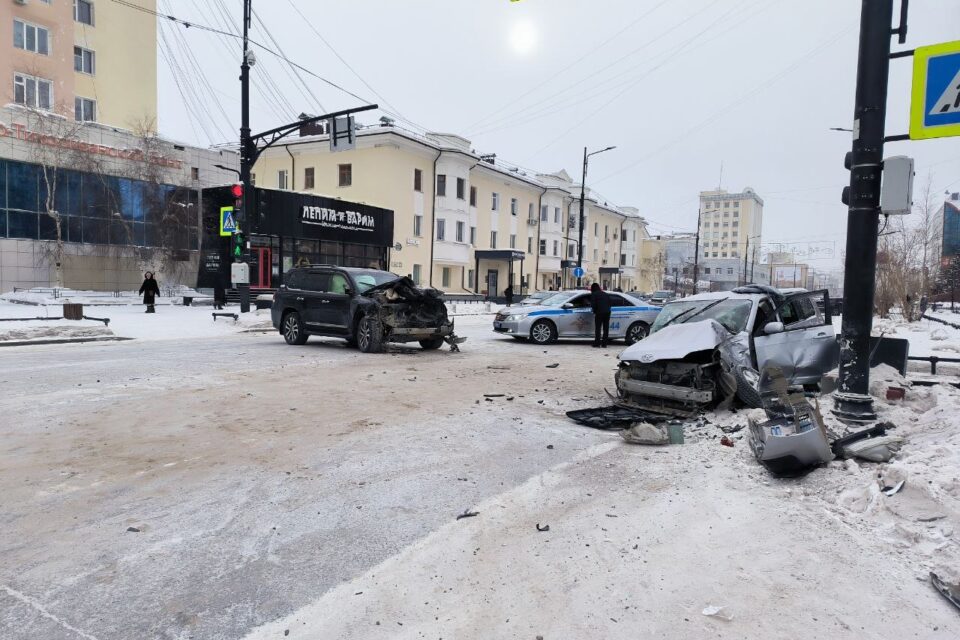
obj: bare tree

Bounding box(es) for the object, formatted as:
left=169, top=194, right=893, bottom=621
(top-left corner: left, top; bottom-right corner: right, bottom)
left=915, top=172, right=942, bottom=296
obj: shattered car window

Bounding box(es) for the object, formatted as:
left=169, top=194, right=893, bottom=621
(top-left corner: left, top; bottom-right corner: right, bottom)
left=350, top=269, right=402, bottom=294
left=651, top=299, right=754, bottom=334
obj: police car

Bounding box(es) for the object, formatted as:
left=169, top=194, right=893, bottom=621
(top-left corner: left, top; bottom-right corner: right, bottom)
left=493, top=290, right=661, bottom=345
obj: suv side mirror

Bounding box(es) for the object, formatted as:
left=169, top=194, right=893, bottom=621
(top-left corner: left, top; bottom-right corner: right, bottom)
left=344, top=287, right=354, bottom=297
left=764, top=321, right=785, bottom=335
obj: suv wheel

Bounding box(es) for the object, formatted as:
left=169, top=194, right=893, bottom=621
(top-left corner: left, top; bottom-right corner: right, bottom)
left=530, top=319, right=557, bottom=345
left=282, top=311, right=308, bottom=345
left=356, top=316, right=384, bottom=353
left=419, top=337, right=445, bottom=350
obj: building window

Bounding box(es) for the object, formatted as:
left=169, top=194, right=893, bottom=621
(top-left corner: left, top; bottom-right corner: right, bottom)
left=74, top=0, right=94, bottom=25
left=554, top=207, right=560, bottom=224
left=604, top=225, right=609, bottom=241
left=491, top=192, right=499, bottom=211
left=724, top=202, right=729, bottom=208
left=705, top=268, right=711, bottom=275
left=539, top=239, right=546, bottom=255
left=733, top=211, right=739, bottom=218
left=74, top=97, right=96, bottom=122
left=734, top=201, right=740, bottom=208
left=304, top=167, right=315, bottom=189
left=442, top=267, right=451, bottom=288
left=412, top=264, right=422, bottom=285
left=510, top=198, right=518, bottom=216
left=553, top=240, right=559, bottom=256
left=74, top=47, right=96, bottom=74
left=727, top=268, right=734, bottom=275
left=732, top=220, right=739, bottom=227
left=732, top=251, right=739, bottom=257
left=436, top=174, right=446, bottom=196
left=190, top=166, right=199, bottom=181
left=568, top=244, right=576, bottom=258
left=712, top=252, right=718, bottom=257
left=413, top=214, right=423, bottom=237
left=470, top=226, right=476, bottom=245
left=468, top=269, right=475, bottom=288
left=540, top=205, right=548, bottom=222
left=436, top=218, right=446, bottom=241
left=469, top=186, right=477, bottom=207
left=414, top=168, right=422, bottom=192
left=621, top=254, right=627, bottom=266
left=594, top=222, right=598, bottom=236
left=593, top=249, right=598, bottom=262
left=251, top=173, right=256, bottom=186
left=490, top=230, right=497, bottom=248
left=277, top=169, right=288, bottom=190
left=509, top=234, right=516, bottom=249
left=528, top=203, right=534, bottom=219
left=14, top=73, right=52, bottom=110
left=456, top=220, right=464, bottom=242
left=527, top=237, right=533, bottom=253
left=722, top=252, right=727, bottom=258
left=14, top=20, right=50, bottom=55
left=338, top=164, right=352, bottom=187
left=456, top=177, right=465, bottom=200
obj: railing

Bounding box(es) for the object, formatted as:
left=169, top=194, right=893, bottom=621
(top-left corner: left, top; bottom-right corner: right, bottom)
left=908, top=355, right=960, bottom=376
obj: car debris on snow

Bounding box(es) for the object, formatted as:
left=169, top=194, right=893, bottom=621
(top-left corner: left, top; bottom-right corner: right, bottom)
left=536, top=523, right=550, bottom=532
left=931, top=572, right=960, bottom=612
left=702, top=605, right=734, bottom=621
left=456, top=509, right=479, bottom=520
left=620, top=423, right=670, bottom=446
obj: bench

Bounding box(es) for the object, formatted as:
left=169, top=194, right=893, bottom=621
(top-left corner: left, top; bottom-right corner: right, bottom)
left=212, top=313, right=239, bottom=322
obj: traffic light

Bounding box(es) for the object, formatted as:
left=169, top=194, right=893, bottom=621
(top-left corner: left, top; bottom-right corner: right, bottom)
left=233, top=229, right=245, bottom=259
left=841, top=152, right=853, bottom=206
left=231, top=183, right=244, bottom=218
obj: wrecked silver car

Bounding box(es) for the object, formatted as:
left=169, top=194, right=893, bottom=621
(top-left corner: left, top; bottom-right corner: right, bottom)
left=615, top=286, right=839, bottom=417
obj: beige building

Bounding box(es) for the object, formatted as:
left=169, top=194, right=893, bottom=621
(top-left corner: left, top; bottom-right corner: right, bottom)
left=698, top=187, right=764, bottom=289
left=253, top=123, right=657, bottom=295
left=1, top=0, right=157, bottom=131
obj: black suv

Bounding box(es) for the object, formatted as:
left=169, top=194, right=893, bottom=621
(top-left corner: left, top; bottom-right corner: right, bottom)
left=271, top=266, right=458, bottom=352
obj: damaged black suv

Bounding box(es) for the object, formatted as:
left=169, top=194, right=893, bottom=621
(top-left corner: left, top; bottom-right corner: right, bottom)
left=271, top=266, right=461, bottom=353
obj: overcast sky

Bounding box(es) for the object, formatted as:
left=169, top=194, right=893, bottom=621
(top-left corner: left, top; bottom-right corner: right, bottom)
left=157, top=0, right=960, bottom=270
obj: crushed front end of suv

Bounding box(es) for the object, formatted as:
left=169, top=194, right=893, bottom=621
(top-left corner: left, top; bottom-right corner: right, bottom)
left=272, top=266, right=464, bottom=353
left=615, top=286, right=838, bottom=417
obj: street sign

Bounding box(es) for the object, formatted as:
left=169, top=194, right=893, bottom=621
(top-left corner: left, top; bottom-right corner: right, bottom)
left=220, top=206, right=238, bottom=237
left=911, top=40, right=960, bottom=140
left=573, top=266, right=585, bottom=278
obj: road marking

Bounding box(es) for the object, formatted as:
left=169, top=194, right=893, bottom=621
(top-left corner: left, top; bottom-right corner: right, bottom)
left=3, top=585, right=101, bottom=640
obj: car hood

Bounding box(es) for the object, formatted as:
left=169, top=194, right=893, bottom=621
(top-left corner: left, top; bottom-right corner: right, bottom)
left=619, top=319, right=732, bottom=362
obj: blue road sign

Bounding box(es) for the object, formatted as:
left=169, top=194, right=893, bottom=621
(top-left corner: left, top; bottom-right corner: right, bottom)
left=911, top=40, right=960, bottom=140
left=573, top=266, right=585, bottom=278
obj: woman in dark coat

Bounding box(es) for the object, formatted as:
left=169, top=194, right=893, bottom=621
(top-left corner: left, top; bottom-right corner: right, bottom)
left=139, top=272, right=160, bottom=313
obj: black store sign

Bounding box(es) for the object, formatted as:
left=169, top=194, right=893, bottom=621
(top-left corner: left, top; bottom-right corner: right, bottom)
left=254, top=189, right=394, bottom=247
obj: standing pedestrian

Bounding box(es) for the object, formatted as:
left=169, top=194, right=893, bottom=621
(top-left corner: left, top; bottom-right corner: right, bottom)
left=504, top=284, right=514, bottom=306
left=590, top=282, right=612, bottom=348
left=139, top=272, right=160, bottom=313
left=920, top=294, right=928, bottom=315
left=213, top=277, right=226, bottom=310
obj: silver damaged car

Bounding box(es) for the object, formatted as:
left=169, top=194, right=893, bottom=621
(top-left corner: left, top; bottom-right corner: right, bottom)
left=493, top=290, right=661, bottom=345
left=615, top=286, right=839, bottom=417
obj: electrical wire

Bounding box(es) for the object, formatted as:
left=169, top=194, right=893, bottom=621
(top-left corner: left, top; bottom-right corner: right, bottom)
left=250, top=7, right=326, bottom=114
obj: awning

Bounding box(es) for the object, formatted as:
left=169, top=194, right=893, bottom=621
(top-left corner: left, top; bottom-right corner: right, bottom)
left=475, top=249, right=526, bottom=262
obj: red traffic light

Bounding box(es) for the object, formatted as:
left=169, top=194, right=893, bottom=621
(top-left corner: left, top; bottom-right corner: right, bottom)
left=231, top=184, right=243, bottom=199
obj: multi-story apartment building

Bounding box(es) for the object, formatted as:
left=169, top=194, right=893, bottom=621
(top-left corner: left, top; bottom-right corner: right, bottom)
left=253, top=123, right=657, bottom=295
left=698, top=187, right=763, bottom=290
left=1, top=0, right=157, bottom=131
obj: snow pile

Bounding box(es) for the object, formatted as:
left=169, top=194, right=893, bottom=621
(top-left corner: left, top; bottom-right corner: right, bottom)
left=0, top=322, right=113, bottom=343
left=871, top=315, right=960, bottom=358
left=1, top=287, right=206, bottom=307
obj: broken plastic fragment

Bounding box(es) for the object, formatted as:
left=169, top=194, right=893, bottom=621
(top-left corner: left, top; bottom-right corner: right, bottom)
left=702, top=605, right=733, bottom=621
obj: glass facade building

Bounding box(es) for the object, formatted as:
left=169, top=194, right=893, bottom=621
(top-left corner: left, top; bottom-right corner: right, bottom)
left=0, top=159, right=199, bottom=250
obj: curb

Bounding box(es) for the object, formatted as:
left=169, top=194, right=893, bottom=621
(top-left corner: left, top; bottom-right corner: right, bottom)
left=0, top=336, right=134, bottom=348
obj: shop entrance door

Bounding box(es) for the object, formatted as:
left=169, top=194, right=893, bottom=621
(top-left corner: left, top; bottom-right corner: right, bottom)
left=487, top=270, right=499, bottom=299
left=253, top=247, right=272, bottom=289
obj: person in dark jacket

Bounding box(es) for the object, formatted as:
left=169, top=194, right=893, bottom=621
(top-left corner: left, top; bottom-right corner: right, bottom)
left=590, top=282, right=612, bottom=347
left=504, top=284, right=514, bottom=306
left=213, top=278, right=226, bottom=310
left=139, top=272, right=160, bottom=313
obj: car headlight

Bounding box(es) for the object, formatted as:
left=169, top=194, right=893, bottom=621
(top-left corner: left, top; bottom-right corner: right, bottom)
left=508, top=315, right=526, bottom=322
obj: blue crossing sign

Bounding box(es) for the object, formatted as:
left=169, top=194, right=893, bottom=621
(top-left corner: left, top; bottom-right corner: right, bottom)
left=220, top=206, right=238, bottom=237
left=911, top=40, right=960, bottom=140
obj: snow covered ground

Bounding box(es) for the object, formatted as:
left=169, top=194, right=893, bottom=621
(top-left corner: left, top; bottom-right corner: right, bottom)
left=1, top=298, right=959, bottom=638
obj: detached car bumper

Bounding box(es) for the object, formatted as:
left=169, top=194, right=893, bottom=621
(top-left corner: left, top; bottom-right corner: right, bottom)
left=388, top=321, right=455, bottom=341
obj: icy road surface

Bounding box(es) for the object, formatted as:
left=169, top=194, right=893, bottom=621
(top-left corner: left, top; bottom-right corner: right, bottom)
left=0, top=315, right=957, bottom=639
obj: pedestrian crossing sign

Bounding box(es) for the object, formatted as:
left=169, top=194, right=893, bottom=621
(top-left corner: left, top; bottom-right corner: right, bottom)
left=220, top=206, right=238, bottom=237
left=911, top=40, right=960, bottom=140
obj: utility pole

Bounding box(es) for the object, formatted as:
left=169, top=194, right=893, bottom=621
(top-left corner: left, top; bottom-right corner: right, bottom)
left=743, top=236, right=750, bottom=285
left=835, top=0, right=896, bottom=422
left=237, top=0, right=254, bottom=313
left=692, top=208, right=702, bottom=293
left=576, top=146, right=615, bottom=287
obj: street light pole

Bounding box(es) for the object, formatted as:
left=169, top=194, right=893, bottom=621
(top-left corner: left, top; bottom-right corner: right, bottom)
left=692, top=209, right=720, bottom=294
left=576, top=145, right=615, bottom=287
left=237, top=0, right=254, bottom=313
left=836, top=0, right=895, bottom=422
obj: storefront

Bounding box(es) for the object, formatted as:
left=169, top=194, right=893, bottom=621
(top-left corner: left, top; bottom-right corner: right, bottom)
left=198, top=186, right=394, bottom=290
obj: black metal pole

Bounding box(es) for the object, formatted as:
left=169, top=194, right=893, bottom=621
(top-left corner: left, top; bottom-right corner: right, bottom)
left=836, top=0, right=895, bottom=421
left=238, top=0, right=253, bottom=313
left=576, top=147, right=587, bottom=287
left=692, top=208, right=702, bottom=293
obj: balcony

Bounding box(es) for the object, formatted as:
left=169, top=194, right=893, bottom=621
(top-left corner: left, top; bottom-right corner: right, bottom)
left=433, top=240, right=471, bottom=265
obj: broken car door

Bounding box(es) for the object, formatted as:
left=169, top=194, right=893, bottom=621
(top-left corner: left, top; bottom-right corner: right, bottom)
left=754, top=290, right=839, bottom=385
left=557, top=293, right=595, bottom=337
